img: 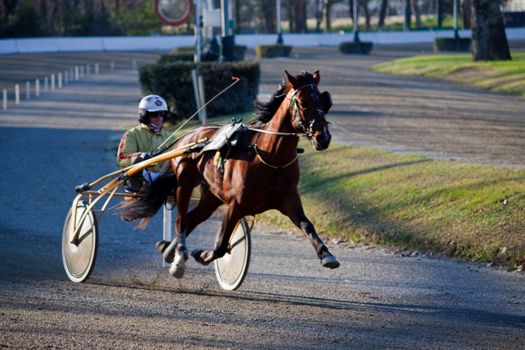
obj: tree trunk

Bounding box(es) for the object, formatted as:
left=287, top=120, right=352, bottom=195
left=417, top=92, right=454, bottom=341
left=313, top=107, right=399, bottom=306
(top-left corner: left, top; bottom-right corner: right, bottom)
left=292, top=0, right=307, bottom=33
left=259, top=0, right=275, bottom=33
left=471, top=0, right=511, bottom=61
left=288, top=0, right=294, bottom=33
left=316, top=0, right=323, bottom=32
left=461, top=0, right=471, bottom=29
left=436, top=0, right=443, bottom=28
left=404, top=0, right=412, bottom=30
left=348, top=0, right=354, bottom=28
left=323, top=0, right=332, bottom=32
left=1, top=0, right=19, bottom=21
left=359, top=0, right=371, bottom=30
left=412, top=0, right=422, bottom=29
left=377, top=0, right=388, bottom=30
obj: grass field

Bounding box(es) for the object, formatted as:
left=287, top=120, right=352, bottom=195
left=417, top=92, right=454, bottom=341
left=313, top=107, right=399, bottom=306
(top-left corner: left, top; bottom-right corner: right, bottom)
left=260, top=140, right=525, bottom=271
left=372, top=52, right=525, bottom=98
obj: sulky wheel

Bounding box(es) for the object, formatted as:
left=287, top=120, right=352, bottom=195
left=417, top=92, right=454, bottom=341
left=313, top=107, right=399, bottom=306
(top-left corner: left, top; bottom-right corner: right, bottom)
left=214, top=218, right=251, bottom=291
left=61, top=200, right=98, bottom=283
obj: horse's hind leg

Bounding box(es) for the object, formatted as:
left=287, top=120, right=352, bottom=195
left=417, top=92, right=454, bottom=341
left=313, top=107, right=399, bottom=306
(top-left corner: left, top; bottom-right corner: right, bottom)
left=279, top=192, right=340, bottom=269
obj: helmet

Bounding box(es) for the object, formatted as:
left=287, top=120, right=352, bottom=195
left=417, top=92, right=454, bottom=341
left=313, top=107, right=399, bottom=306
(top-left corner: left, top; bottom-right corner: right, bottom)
left=138, top=95, right=169, bottom=124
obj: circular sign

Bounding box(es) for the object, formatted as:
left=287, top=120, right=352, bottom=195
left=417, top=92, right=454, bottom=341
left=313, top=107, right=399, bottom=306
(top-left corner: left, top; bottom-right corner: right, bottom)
left=154, top=0, right=194, bottom=26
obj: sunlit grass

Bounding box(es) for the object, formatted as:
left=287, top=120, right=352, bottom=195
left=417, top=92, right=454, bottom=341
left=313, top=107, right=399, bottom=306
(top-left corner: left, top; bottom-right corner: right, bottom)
left=260, top=141, right=525, bottom=270
left=373, top=52, right=525, bottom=97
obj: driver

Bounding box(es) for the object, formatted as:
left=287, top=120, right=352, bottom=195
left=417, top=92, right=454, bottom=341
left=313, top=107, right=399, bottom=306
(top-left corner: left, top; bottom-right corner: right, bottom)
left=116, top=94, right=171, bottom=191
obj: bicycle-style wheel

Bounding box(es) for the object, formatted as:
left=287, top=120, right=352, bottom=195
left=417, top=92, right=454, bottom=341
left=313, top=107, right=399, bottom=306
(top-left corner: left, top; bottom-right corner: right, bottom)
left=214, top=218, right=251, bottom=291
left=61, top=201, right=98, bottom=283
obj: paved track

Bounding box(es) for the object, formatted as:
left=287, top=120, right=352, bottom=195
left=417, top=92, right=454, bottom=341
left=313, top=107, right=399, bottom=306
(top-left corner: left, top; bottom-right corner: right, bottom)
left=258, top=45, right=525, bottom=168
left=0, top=47, right=524, bottom=349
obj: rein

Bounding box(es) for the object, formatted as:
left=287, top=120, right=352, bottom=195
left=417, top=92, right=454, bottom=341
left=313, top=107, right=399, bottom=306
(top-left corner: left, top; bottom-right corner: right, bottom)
left=253, top=144, right=298, bottom=170
left=246, top=126, right=304, bottom=137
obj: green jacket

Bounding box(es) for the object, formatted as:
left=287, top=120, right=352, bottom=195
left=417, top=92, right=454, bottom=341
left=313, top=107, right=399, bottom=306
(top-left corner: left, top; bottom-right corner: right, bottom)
left=116, top=124, right=171, bottom=173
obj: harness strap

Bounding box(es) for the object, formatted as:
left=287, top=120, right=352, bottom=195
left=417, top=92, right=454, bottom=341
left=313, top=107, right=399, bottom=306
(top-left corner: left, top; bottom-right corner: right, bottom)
left=247, top=126, right=304, bottom=137
left=253, top=144, right=297, bottom=170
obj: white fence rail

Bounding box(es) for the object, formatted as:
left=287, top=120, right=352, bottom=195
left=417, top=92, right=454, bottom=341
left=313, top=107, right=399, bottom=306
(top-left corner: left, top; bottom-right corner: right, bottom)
left=1, top=28, right=524, bottom=55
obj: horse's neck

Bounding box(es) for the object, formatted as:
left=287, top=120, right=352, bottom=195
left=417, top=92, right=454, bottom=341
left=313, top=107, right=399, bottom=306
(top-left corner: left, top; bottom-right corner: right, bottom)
left=256, top=100, right=298, bottom=154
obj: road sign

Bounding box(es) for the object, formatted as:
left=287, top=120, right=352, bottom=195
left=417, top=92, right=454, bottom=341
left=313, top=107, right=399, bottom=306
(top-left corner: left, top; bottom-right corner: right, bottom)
left=154, top=0, right=194, bottom=26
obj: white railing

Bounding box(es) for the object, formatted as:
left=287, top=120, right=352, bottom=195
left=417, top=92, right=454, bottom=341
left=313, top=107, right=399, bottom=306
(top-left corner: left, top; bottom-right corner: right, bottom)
left=1, top=28, right=524, bottom=55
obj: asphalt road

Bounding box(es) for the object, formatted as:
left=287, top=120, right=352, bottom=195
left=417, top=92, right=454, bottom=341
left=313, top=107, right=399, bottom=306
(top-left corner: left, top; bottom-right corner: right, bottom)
left=0, top=47, right=524, bottom=349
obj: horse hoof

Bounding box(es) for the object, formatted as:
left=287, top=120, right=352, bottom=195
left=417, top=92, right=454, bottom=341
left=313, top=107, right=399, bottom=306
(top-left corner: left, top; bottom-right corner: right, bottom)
left=156, top=240, right=175, bottom=263
left=191, top=250, right=205, bottom=265
left=169, top=251, right=187, bottom=279
left=322, top=255, right=340, bottom=269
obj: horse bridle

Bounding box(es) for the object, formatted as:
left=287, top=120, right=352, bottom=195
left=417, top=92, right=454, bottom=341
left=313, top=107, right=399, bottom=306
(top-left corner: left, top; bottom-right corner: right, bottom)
left=246, top=83, right=327, bottom=139
left=289, top=83, right=326, bottom=139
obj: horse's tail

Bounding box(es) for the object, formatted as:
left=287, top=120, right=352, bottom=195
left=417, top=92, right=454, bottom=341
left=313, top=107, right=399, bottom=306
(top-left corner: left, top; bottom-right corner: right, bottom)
left=118, top=173, right=177, bottom=229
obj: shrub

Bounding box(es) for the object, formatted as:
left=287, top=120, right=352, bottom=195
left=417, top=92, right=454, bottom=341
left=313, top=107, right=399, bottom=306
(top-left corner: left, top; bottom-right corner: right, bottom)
left=339, top=41, right=374, bottom=55
left=139, top=61, right=260, bottom=121
left=161, top=45, right=248, bottom=63
left=433, top=37, right=471, bottom=52
left=255, top=44, right=292, bottom=58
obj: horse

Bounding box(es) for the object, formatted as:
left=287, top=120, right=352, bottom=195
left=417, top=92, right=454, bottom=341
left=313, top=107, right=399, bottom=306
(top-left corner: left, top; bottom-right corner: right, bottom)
left=119, top=70, right=340, bottom=278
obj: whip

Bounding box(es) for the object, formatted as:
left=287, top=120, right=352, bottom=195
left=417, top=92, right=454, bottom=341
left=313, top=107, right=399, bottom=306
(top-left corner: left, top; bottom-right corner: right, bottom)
left=153, top=76, right=241, bottom=156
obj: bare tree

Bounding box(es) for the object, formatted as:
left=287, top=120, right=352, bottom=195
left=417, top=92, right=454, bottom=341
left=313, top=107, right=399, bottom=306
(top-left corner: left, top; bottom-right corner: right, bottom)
left=377, top=0, right=388, bottom=30
left=323, top=0, right=343, bottom=32
left=290, top=0, right=307, bottom=33
left=315, top=0, right=323, bottom=32
left=258, top=0, right=276, bottom=33
left=471, top=0, right=511, bottom=61
left=360, top=0, right=371, bottom=30
left=404, top=0, right=412, bottom=30
left=461, top=0, right=472, bottom=28
left=1, top=0, right=19, bottom=20
left=412, top=0, right=422, bottom=29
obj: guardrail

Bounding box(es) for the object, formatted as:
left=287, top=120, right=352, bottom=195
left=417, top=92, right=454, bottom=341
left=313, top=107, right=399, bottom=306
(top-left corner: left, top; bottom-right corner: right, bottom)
left=1, top=28, right=524, bottom=55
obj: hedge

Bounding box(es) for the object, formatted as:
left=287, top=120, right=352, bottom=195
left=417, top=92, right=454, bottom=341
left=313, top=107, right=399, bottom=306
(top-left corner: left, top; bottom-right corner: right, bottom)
left=256, top=44, right=292, bottom=58
left=158, top=45, right=248, bottom=63
left=339, top=41, right=374, bottom=55
left=433, top=37, right=471, bottom=52
left=139, top=61, right=260, bottom=120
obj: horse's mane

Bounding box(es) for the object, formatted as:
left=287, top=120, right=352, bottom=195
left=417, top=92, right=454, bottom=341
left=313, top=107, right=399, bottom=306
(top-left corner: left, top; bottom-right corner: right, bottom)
left=253, top=71, right=316, bottom=124
left=254, top=82, right=290, bottom=124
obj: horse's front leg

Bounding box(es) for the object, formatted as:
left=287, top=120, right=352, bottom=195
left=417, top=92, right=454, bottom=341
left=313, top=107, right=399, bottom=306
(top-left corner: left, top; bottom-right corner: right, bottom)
left=279, top=192, right=340, bottom=269
left=191, top=204, right=242, bottom=266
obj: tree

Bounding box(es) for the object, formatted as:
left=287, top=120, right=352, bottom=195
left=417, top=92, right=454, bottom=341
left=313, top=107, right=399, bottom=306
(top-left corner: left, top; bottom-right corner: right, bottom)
left=258, top=0, right=276, bottom=33
left=461, top=0, right=472, bottom=28
left=471, top=0, right=511, bottom=61
left=288, top=0, right=307, bottom=33
left=412, top=0, right=422, bottom=29
left=404, top=0, right=412, bottom=30
left=377, top=0, right=388, bottom=30
left=360, top=0, right=371, bottom=31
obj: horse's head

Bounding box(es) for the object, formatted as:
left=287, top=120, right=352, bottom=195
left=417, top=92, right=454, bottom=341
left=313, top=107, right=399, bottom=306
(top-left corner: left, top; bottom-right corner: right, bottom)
left=285, top=70, right=332, bottom=151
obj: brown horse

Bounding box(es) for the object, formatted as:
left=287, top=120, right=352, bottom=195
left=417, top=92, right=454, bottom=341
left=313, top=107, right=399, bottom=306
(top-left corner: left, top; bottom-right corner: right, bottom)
left=120, top=70, right=340, bottom=278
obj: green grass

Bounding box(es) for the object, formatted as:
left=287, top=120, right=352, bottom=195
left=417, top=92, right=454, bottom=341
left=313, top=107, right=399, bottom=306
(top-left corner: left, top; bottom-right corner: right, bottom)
left=373, top=52, right=525, bottom=98
left=259, top=141, right=525, bottom=270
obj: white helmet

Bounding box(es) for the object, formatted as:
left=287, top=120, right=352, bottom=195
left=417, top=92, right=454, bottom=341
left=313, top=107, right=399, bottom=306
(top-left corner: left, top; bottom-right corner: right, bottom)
left=138, top=95, right=169, bottom=123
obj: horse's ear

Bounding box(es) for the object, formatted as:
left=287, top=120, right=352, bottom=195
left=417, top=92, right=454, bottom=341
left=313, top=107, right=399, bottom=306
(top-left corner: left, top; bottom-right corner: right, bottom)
left=313, top=70, right=320, bottom=84
left=285, top=70, right=298, bottom=88
left=320, top=91, right=333, bottom=114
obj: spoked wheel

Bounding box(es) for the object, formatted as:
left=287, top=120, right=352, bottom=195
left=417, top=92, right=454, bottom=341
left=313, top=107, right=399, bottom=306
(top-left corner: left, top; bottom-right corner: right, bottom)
left=214, top=218, right=251, bottom=291
left=61, top=200, right=98, bottom=283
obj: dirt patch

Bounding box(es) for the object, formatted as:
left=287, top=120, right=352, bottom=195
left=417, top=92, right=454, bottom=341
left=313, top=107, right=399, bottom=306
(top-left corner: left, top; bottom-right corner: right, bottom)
left=449, top=65, right=493, bottom=81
